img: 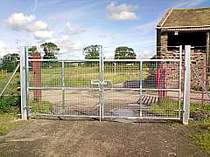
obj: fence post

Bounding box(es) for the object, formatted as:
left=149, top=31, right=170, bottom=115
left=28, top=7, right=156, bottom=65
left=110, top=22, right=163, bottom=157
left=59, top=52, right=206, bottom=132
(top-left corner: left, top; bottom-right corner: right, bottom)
left=32, top=52, right=41, bottom=101
left=20, top=47, right=28, bottom=120
left=139, top=61, right=143, bottom=117
left=99, top=45, right=104, bottom=121
left=178, top=45, right=182, bottom=118
left=183, top=45, right=191, bottom=125
left=61, top=61, right=65, bottom=111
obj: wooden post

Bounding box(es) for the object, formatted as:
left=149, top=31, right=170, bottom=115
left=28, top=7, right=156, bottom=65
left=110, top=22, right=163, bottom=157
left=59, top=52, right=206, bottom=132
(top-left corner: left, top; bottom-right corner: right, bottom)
left=206, top=32, right=210, bottom=94
left=206, top=32, right=210, bottom=67
left=202, top=67, right=205, bottom=105
left=157, top=63, right=166, bottom=100
left=32, top=52, right=41, bottom=101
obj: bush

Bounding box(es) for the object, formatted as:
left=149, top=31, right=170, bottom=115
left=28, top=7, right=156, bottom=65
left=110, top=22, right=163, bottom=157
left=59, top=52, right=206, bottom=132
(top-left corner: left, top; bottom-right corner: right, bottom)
left=190, top=103, right=210, bottom=121
left=0, top=96, right=20, bottom=113
left=1, top=53, right=19, bottom=72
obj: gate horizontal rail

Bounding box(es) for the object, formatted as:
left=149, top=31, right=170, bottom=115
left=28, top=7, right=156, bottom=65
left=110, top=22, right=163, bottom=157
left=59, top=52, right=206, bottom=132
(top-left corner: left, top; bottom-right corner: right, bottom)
left=28, top=59, right=181, bottom=62
left=28, top=87, right=180, bottom=91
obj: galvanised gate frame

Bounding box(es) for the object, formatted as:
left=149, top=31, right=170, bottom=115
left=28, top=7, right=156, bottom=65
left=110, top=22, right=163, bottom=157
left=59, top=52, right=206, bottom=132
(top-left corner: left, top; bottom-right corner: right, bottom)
left=20, top=46, right=191, bottom=124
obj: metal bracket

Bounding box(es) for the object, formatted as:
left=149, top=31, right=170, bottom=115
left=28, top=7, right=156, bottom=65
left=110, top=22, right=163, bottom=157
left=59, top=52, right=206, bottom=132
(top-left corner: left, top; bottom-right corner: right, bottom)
left=91, top=80, right=112, bottom=86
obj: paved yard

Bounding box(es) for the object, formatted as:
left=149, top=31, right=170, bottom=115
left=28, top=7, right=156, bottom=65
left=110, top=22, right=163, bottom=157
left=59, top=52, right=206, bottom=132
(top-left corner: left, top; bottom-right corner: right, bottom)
left=0, top=119, right=209, bottom=157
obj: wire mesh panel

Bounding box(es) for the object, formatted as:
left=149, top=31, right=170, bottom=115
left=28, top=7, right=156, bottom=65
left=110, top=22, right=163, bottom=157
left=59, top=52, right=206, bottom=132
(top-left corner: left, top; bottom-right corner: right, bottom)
left=28, top=59, right=100, bottom=118
left=141, top=61, right=181, bottom=119
left=103, top=61, right=141, bottom=118
left=62, top=61, right=100, bottom=117
left=103, top=59, right=182, bottom=119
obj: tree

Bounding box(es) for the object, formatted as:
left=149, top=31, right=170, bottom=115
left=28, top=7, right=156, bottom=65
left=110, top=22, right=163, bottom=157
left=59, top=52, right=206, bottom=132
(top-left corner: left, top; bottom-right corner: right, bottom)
left=1, top=53, right=19, bottom=72
left=28, top=46, right=38, bottom=55
left=83, top=45, right=101, bottom=59
left=114, top=46, right=136, bottom=59
left=41, top=42, right=60, bottom=59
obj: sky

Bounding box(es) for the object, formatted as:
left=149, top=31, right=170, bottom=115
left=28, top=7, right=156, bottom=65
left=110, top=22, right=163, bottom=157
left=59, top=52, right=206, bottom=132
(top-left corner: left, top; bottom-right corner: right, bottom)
left=0, top=0, right=210, bottom=59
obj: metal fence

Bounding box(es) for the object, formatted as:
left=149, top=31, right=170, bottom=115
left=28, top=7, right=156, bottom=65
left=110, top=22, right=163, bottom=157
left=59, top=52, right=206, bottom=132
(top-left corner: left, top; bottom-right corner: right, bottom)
left=0, top=64, right=20, bottom=114
left=21, top=46, right=186, bottom=121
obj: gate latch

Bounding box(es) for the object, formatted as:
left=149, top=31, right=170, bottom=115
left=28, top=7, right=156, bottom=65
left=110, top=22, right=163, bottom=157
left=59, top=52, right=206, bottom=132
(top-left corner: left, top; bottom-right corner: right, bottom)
left=91, top=80, right=112, bottom=86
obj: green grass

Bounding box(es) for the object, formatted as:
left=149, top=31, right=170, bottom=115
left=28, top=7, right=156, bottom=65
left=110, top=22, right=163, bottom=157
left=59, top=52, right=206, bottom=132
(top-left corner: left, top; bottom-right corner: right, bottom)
left=188, top=103, right=210, bottom=153
left=150, top=99, right=210, bottom=153
left=192, top=133, right=210, bottom=153
left=0, top=70, right=22, bottom=136
left=28, top=65, right=148, bottom=87
left=149, top=98, right=180, bottom=115
left=0, top=113, right=28, bottom=136
left=189, top=117, right=210, bottom=153
left=0, top=71, right=19, bottom=95
left=190, top=103, right=210, bottom=113
left=1, top=63, right=149, bottom=88
left=30, top=101, right=53, bottom=114
left=150, top=99, right=210, bottom=117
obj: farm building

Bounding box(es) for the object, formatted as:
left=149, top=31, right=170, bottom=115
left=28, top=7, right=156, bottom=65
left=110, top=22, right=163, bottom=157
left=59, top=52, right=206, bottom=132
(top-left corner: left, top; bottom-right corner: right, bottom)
left=156, top=7, right=210, bottom=89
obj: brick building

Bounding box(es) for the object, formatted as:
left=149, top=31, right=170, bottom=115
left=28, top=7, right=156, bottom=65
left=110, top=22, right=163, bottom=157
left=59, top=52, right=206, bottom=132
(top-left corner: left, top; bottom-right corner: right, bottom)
left=156, top=7, right=210, bottom=89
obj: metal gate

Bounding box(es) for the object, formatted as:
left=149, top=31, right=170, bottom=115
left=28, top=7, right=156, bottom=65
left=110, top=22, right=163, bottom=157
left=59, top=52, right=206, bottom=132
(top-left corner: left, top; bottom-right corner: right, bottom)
left=20, top=46, right=190, bottom=122
left=102, top=58, right=182, bottom=120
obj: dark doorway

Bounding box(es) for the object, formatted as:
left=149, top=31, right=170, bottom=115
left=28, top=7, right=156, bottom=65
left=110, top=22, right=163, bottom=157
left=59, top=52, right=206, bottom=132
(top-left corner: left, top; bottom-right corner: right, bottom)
left=168, top=32, right=206, bottom=49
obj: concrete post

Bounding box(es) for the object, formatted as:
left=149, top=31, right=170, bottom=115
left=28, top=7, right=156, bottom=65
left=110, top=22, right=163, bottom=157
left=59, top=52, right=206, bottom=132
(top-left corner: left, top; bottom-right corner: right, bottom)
left=183, top=45, right=191, bottom=125
left=99, top=45, right=104, bottom=121
left=20, top=47, right=28, bottom=120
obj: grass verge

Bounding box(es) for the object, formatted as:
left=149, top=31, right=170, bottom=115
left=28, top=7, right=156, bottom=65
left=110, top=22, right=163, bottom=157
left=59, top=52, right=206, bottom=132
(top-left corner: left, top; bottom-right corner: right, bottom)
left=189, top=104, right=210, bottom=154
left=149, top=98, right=180, bottom=116
left=189, top=117, right=210, bottom=153
left=0, top=113, right=29, bottom=136
left=150, top=99, right=210, bottom=153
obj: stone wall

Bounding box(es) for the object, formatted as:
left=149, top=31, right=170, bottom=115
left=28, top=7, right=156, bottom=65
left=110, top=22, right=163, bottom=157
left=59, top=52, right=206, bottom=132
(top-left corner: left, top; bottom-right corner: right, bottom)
left=191, top=49, right=207, bottom=90
left=158, top=48, right=207, bottom=90
left=157, top=31, right=208, bottom=90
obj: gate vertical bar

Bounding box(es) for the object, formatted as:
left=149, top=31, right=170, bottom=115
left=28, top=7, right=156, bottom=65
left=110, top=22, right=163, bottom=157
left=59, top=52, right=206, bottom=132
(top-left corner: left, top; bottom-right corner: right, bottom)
left=139, top=61, right=143, bottom=117
left=20, top=47, right=28, bottom=120
left=61, top=61, right=65, bottom=111
left=178, top=45, right=182, bottom=119
left=99, top=45, right=104, bottom=121
left=183, top=45, right=191, bottom=125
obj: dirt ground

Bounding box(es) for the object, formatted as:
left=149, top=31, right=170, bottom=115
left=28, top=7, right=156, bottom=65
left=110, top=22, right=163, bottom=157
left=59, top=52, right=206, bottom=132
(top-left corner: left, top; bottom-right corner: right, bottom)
left=0, top=119, right=209, bottom=157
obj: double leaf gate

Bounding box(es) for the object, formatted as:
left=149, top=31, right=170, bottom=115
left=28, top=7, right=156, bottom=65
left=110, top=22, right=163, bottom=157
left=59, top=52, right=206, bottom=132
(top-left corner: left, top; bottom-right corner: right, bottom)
left=20, top=46, right=191, bottom=123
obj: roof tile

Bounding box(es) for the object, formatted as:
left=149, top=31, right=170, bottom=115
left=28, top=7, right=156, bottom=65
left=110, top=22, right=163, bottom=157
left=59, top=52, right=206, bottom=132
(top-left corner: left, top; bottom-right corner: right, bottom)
left=159, top=8, right=210, bottom=28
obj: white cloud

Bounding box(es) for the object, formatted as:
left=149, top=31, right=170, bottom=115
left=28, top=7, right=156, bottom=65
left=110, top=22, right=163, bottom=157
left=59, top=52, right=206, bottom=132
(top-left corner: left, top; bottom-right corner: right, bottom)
left=58, top=35, right=81, bottom=51
left=106, top=2, right=138, bottom=20
left=34, top=30, right=54, bottom=40
left=6, top=12, right=84, bottom=52
left=7, top=12, right=54, bottom=41
left=0, top=41, right=17, bottom=57
left=0, top=41, right=7, bottom=57
left=52, top=35, right=82, bottom=59
left=7, top=12, right=35, bottom=30
left=7, top=12, right=48, bottom=33
left=64, top=22, right=86, bottom=35
left=26, top=20, right=48, bottom=32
